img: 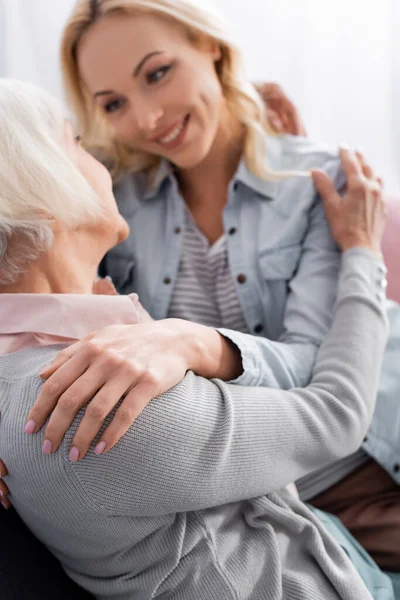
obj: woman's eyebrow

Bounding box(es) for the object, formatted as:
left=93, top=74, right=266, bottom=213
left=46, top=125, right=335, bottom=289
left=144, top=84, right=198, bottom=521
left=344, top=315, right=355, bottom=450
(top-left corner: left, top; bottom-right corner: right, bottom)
left=93, top=51, right=165, bottom=98
left=133, top=51, right=164, bottom=77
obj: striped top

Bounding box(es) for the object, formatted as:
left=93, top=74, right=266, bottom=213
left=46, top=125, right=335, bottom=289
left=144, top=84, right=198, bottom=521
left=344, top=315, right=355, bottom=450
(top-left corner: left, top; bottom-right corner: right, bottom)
left=168, top=209, right=248, bottom=333
left=167, top=209, right=366, bottom=502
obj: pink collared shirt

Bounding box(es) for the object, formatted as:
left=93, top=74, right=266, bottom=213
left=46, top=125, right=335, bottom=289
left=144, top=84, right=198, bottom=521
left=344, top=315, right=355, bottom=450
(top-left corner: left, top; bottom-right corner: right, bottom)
left=0, top=293, right=148, bottom=355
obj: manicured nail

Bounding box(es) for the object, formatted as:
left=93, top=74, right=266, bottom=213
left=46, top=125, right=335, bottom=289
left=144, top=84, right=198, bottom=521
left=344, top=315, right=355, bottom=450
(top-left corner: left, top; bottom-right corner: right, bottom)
left=42, top=439, right=52, bottom=455
left=0, top=490, right=4, bottom=498
left=24, top=420, right=36, bottom=434
left=339, top=142, right=349, bottom=150
left=1, top=501, right=7, bottom=510
left=105, top=276, right=113, bottom=282
left=69, top=447, right=80, bottom=463
left=94, top=441, right=106, bottom=455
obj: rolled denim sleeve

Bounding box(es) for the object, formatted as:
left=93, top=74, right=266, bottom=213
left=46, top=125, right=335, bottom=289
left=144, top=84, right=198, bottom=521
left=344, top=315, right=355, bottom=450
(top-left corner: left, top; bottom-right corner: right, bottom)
left=218, top=157, right=346, bottom=389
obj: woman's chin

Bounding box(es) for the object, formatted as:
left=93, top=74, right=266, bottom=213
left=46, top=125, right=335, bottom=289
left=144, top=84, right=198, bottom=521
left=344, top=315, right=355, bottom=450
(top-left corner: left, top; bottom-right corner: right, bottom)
left=167, top=145, right=211, bottom=171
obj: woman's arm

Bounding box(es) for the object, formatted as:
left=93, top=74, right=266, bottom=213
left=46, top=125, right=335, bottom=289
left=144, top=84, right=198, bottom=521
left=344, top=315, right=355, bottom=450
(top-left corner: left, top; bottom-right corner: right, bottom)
left=24, top=150, right=384, bottom=460
left=71, top=246, right=388, bottom=515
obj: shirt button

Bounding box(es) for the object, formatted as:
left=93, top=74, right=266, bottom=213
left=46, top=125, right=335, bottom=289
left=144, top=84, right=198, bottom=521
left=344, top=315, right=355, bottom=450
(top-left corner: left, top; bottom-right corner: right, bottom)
left=233, top=182, right=239, bottom=192
left=174, top=226, right=181, bottom=234
left=237, top=274, right=247, bottom=284
left=363, top=436, right=368, bottom=443
left=379, top=278, right=388, bottom=289
left=378, top=264, right=388, bottom=275
left=228, top=227, right=237, bottom=236
left=377, top=291, right=386, bottom=302
left=254, top=324, right=264, bottom=334
left=163, top=277, right=171, bottom=285
left=394, top=464, right=400, bottom=474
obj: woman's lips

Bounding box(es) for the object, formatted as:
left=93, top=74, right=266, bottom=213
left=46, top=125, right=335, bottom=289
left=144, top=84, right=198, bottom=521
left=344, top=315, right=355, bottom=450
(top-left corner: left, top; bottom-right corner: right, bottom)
left=153, top=114, right=190, bottom=151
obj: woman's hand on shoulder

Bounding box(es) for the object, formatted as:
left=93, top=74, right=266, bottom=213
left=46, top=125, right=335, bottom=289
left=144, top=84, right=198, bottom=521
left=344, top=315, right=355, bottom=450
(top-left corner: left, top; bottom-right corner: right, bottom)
left=25, top=320, right=192, bottom=462
left=311, top=148, right=386, bottom=254
left=24, top=319, right=242, bottom=462
left=256, top=82, right=307, bottom=136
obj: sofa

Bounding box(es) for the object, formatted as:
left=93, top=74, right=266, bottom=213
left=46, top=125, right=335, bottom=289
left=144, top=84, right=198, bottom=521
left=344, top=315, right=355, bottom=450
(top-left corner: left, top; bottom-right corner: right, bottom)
left=0, top=199, right=399, bottom=600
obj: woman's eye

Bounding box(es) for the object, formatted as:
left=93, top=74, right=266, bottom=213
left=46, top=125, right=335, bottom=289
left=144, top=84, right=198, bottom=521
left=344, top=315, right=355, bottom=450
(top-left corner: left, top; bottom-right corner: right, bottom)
left=104, top=99, right=124, bottom=114
left=147, top=65, right=171, bottom=85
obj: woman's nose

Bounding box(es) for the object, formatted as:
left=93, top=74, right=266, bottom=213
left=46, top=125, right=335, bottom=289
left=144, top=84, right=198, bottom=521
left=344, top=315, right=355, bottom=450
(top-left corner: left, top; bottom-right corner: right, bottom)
left=134, top=103, right=164, bottom=135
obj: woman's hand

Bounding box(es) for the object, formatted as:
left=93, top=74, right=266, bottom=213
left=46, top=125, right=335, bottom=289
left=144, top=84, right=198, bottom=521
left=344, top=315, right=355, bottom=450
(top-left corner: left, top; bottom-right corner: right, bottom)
left=0, top=460, right=11, bottom=510
left=256, top=82, right=307, bottom=136
left=25, top=319, right=242, bottom=461
left=312, top=148, right=385, bottom=254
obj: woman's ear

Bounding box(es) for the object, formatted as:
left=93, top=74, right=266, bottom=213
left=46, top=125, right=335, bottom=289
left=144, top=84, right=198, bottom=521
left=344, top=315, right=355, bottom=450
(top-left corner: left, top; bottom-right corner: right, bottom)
left=211, top=42, right=222, bottom=62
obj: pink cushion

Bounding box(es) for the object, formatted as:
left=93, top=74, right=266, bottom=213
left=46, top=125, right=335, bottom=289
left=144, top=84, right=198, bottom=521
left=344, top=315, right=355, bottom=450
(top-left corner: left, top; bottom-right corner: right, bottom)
left=382, top=197, right=400, bottom=302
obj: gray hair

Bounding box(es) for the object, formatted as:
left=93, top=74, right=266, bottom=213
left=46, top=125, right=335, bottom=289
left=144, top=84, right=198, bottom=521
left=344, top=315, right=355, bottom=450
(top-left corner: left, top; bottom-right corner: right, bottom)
left=0, top=79, right=101, bottom=285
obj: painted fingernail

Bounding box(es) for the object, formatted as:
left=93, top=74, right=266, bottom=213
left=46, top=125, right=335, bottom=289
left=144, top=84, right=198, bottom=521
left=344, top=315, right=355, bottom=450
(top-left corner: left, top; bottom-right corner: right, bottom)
left=42, top=439, right=52, bottom=455
left=0, top=490, right=4, bottom=498
left=1, top=501, right=7, bottom=510
left=69, top=447, right=80, bottom=463
left=339, top=142, right=350, bottom=150
left=24, top=420, right=36, bottom=434
left=94, top=441, right=106, bottom=455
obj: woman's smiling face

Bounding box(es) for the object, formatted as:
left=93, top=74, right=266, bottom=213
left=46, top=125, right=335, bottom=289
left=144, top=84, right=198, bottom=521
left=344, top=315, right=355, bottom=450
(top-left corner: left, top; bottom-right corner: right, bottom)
left=77, top=12, right=224, bottom=169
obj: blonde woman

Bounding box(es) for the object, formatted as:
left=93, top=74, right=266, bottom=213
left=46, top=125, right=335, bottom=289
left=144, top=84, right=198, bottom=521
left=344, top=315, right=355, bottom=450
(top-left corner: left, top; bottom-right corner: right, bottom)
left=28, top=0, right=349, bottom=453
left=0, top=78, right=393, bottom=600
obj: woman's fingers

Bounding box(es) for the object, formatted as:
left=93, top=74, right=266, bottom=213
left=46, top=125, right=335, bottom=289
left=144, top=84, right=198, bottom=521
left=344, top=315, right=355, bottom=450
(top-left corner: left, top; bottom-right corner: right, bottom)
left=339, top=147, right=363, bottom=179
left=92, top=277, right=118, bottom=296
left=38, top=340, right=84, bottom=380
left=94, top=380, right=159, bottom=455
left=0, top=460, right=10, bottom=510
left=0, top=459, right=7, bottom=478
left=67, top=371, right=140, bottom=460
left=259, top=82, right=306, bottom=136
left=25, top=346, right=90, bottom=435
left=266, top=107, right=284, bottom=133
left=41, top=362, right=110, bottom=454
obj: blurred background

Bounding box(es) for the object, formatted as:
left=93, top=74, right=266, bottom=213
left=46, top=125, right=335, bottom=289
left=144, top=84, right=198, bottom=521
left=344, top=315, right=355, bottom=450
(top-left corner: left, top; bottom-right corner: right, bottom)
left=0, top=0, right=398, bottom=194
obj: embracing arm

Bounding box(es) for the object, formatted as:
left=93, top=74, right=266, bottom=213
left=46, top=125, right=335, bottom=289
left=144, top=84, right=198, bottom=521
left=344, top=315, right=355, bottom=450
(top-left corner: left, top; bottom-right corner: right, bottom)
left=215, top=180, right=342, bottom=389
left=72, top=248, right=388, bottom=515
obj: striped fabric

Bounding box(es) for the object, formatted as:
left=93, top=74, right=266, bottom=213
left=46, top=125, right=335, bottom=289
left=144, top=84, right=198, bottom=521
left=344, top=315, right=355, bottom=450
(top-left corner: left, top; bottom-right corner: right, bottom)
left=168, top=210, right=248, bottom=333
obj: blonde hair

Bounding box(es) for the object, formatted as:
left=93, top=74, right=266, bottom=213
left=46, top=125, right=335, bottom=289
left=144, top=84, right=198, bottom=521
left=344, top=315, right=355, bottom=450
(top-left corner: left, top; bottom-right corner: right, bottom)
left=0, top=79, right=101, bottom=285
left=61, top=0, right=278, bottom=181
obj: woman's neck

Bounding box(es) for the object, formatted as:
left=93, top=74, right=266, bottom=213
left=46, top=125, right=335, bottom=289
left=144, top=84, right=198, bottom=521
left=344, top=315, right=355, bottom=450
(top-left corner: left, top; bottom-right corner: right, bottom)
left=0, top=232, right=100, bottom=295
left=177, top=110, right=245, bottom=211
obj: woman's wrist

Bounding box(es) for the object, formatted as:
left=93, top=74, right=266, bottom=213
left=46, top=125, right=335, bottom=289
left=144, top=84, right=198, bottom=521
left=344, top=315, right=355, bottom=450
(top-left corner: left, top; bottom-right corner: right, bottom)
left=340, top=238, right=382, bottom=257
left=171, top=319, right=243, bottom=380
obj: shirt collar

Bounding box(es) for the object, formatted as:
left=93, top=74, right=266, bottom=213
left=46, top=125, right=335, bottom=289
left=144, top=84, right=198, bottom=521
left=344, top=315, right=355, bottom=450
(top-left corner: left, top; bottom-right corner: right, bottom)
left=142, top=133, right=283, bottom=202
left=0, top=293, right=139, bottom=340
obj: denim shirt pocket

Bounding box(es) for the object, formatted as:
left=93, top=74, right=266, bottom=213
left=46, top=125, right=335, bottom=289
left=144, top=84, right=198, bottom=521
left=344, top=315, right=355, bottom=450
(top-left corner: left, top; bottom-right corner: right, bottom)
left=257, top=244, right=301, bottom=339
left=258, top=244, right=301, bottom=280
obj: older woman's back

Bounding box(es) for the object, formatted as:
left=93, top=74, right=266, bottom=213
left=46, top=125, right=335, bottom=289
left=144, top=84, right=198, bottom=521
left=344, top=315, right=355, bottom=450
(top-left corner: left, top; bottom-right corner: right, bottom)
left=0, top=253, right=391, bottom=600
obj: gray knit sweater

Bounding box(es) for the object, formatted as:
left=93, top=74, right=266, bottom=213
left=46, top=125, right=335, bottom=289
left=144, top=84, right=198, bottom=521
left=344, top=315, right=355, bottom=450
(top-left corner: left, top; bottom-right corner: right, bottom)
left=0, top=248, right=388, bottom=600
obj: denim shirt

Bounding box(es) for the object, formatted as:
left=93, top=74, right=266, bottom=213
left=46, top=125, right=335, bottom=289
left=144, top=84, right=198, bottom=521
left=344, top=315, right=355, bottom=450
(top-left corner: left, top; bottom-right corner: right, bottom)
left=102, top=133, right=345, bottom=389
left=102, top=133, right=400, bottom=484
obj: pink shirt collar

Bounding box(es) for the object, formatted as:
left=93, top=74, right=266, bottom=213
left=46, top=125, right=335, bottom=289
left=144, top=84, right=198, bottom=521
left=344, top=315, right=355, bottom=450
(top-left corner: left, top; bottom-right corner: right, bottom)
left=0, top=293, right=141, bottom=355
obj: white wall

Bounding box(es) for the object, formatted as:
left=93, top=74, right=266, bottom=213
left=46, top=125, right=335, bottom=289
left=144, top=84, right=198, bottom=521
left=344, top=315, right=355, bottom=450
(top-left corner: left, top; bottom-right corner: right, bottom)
left=1, top=0, right=398, bottom=193
left=217, top=0, right=399, bottom=194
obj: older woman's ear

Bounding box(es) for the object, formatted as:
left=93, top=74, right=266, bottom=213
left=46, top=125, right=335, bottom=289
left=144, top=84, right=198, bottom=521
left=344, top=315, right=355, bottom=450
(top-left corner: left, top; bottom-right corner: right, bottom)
left=254, top=82, right=307, bottom=137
